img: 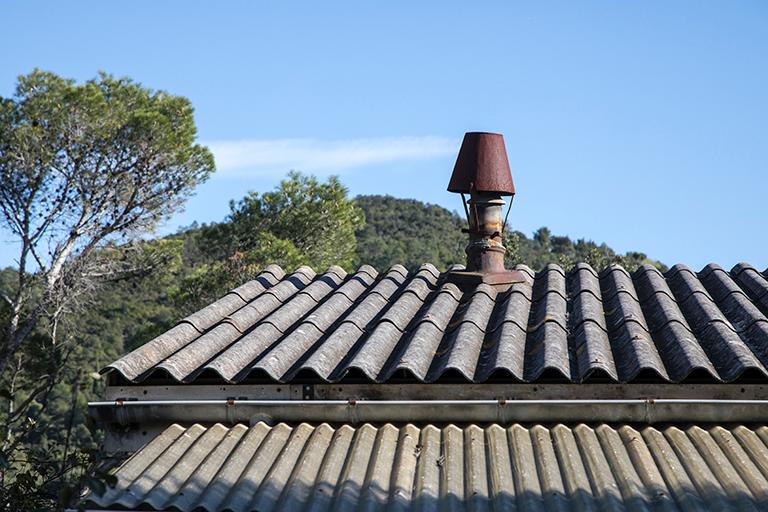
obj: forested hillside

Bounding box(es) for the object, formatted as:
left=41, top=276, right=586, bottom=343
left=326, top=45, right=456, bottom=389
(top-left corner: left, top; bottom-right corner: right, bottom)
left=353, top=195, right=466, bottom=270
left=354, top=194, right=665, bottom=273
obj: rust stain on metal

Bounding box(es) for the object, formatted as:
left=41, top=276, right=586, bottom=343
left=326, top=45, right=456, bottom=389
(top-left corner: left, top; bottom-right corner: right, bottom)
left=447, top=132, right=515, bottom=195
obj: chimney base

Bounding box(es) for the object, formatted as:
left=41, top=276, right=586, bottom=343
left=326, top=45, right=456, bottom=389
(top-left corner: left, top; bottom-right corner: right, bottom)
left=446, top=268, right=528, bottom=292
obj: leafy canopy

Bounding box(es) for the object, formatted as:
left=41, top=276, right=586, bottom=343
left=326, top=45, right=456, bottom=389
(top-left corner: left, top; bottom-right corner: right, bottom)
left=0, top=70, right=214, bottom=247
left=227, top=171, right=363, bottom=269
left=173, top=172, right=364, bottom=311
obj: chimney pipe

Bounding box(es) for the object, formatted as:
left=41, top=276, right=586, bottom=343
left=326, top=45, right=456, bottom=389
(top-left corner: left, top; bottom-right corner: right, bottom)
left=447, top=132, right=526, bottom=288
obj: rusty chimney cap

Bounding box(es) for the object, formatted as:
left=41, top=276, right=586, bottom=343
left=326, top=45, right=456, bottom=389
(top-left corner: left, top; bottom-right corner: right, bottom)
left=447, top=132, right=515, bottom=196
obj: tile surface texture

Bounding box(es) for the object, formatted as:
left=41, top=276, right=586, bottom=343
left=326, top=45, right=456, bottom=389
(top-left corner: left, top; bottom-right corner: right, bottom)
left=88, top=421, right=768, bottom=512
left=104, top=262, right=768, bottom=384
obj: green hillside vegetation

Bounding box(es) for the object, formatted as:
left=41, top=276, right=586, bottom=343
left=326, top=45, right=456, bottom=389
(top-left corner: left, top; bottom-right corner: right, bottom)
left=354, top=194, right=665, bottom=273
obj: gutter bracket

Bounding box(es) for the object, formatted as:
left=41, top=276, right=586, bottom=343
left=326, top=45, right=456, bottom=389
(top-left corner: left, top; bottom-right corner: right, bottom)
left=497, top=399, right=508, bottom=423
left=348, top=398, right=358, bottom=423
left=114, top=399, right=128, bottom=427
left=226, top=398, right=236, bottom=424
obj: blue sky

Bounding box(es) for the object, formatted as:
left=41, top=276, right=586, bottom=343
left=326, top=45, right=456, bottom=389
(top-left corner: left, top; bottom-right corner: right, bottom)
left=1, top=1, right=767, bottom=270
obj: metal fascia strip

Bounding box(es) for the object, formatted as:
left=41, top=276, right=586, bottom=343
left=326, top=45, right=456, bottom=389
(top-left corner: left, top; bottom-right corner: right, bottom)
left=89, top=399, right=768, bottom=425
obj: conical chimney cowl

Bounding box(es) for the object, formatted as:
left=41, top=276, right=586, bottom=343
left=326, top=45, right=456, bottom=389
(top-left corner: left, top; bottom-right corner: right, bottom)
left=447, top=132, right=515, bottom=196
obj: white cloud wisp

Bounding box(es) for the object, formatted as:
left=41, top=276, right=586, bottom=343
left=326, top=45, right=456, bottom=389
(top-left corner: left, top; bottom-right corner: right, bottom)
left=206, top=136, right=456, bottom=178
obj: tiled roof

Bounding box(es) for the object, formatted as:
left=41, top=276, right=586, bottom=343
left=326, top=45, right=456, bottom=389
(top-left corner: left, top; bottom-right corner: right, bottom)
left=87, top=421, right=768, bottom=511
left=104, top=261, right=768, bottom=384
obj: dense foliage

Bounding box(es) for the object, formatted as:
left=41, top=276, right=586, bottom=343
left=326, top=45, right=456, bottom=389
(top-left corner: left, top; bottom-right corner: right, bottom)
left=353, top=195, right=466, bottom=271
left=354, top=195, right=666, bottom=273
left=172, top=172, right=363, bottom=312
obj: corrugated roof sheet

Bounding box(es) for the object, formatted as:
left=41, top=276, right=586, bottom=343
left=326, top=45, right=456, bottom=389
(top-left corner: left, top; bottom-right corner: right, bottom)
left=87, top=421, right=768, bottom=511
left=104, top=261, right=768, bottom=384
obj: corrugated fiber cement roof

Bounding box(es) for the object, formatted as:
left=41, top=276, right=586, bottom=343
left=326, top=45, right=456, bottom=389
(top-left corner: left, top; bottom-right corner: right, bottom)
left=88, top=421, right=768, bottom=511
left=104, top=261, right=768, bottom=385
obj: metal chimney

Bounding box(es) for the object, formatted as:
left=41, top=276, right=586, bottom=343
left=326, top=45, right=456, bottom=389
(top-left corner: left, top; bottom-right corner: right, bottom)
left=447, top=132, right=526, bottom=288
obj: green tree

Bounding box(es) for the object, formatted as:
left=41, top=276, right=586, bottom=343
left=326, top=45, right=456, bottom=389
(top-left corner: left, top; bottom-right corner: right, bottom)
left=0, top=70, right=212, bottom=509
left=533, top=227, right=552, bottom=252
left=227, top=172, right=363, bottom=269
left=174, top=173, right=364, bottom=312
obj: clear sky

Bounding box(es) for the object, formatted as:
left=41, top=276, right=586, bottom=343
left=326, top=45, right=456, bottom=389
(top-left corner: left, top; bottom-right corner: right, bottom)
left=1, top=1, right=767, bottom=270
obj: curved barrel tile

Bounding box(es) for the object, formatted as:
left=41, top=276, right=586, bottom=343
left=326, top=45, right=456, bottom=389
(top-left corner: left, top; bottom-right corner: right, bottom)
left=103, top=261, right=768, bottom=384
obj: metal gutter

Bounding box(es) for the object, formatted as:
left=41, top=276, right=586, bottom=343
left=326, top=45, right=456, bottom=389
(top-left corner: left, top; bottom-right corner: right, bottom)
left=89, top=398, right=768, bottom=425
